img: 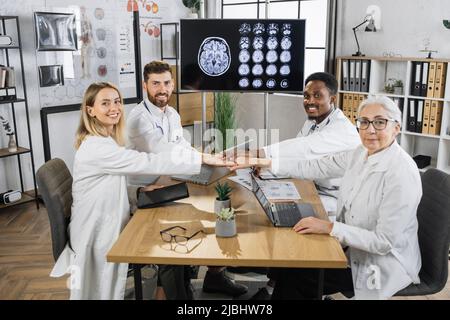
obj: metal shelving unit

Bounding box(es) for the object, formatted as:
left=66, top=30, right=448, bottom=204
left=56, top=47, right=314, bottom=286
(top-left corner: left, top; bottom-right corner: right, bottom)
left=0, top=16, right=38, bottom=209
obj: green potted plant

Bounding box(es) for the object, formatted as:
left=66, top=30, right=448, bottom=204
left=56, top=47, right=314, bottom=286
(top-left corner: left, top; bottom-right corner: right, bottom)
left=182, top=0, right=200, bottom=18
left=214, top=92, right=237, bottom=152
left=393, top=79, right=403, bottom=95
left=215, top=207, right=237, bottom=237
left=384, top=78, right=395, bottom=94
left=214, top=181, right=232, bottom=214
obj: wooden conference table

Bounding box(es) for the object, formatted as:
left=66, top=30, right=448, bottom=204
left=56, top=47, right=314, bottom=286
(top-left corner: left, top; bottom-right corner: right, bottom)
left=107, top=175, right=347, bottom=300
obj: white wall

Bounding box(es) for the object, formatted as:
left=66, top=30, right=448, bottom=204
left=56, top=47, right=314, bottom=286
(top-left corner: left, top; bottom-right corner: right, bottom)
left=234, top=93, right=306, bottom=146
left=336, top=0, right=450, bottom=58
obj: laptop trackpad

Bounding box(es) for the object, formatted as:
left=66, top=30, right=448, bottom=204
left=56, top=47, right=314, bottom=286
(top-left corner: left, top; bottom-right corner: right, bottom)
left=297, top=203, right=316, bottom=218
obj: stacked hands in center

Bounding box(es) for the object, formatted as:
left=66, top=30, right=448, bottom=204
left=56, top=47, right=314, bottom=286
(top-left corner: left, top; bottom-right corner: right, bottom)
left=201, top=151, right=271, bottom=170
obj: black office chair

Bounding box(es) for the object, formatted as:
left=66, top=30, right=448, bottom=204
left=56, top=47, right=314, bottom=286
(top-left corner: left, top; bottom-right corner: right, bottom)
left=36, top=158, right=73, bottom=261
left=395, top=168, right=450, bottom=296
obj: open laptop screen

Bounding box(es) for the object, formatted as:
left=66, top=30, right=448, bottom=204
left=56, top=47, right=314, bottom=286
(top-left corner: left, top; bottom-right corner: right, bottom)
left=255, top=187, right=270, bottom=212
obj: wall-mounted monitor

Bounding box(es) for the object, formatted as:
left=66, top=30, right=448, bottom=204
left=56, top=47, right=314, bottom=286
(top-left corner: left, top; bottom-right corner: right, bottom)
left=180, top=19, right=305, bottom=93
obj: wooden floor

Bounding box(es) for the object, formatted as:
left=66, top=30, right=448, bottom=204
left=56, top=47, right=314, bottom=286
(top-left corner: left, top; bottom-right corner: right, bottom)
left=0, top=202, right=448, bottom=300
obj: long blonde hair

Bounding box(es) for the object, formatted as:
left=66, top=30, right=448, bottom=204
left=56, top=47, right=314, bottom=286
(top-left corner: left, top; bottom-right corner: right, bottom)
left=75, top=82, right=125, bottom=149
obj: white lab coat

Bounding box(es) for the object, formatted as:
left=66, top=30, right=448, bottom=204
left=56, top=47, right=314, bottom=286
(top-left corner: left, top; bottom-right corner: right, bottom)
left=264, top=107, right=360, bottom=213
left=127, top=99, right=192, bottom=154
left=50, top=135, right=201, bottom=300
left=272, top=141, right=422, bottom=299
left=126, top=99, right=195, bottom=185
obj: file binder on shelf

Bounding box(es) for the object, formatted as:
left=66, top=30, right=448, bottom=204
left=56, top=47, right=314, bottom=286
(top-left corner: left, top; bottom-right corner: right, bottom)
left=420, top=62, right=429, bottom=97
left=407, top=99, right=416, bottom=132
left=352, top=93, right=359, bottom=124
left=342, top=59, right=350, bottom=91
left=422, top=100, right=432, bottom=134
left=347, top=93, right=353, bottom=122
left=434, top=62, right=447, bottom=99
left=428, top=101, right=443, bottom=135
left=355, top=60, right=361, bottom=92
left=360, top=60, right=370, bottom=92
left=426, top=62, right=437, bottom=98
left=349, top=60, right=356, bottom=92
left=342, top=93, right=349, bottom=118
left=411, top=62, right=422, bottom=96
left=416, top=100, right=424, bottom=133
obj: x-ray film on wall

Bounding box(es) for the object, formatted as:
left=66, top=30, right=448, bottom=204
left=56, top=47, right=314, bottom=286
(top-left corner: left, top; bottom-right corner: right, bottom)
left=34, top=12, right=78, bottom=51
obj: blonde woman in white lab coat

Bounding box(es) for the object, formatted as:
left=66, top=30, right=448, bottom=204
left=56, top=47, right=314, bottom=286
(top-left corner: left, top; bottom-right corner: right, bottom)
left=50, top=82, right=229, bottom=299
left=234, top=96, right=422, bottom=299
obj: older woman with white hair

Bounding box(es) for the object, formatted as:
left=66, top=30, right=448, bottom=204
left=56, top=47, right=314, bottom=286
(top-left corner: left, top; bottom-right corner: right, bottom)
left=237, top=96, right=422, bottom=299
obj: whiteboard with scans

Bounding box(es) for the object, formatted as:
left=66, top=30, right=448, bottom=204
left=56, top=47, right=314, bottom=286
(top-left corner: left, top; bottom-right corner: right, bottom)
left=180, top=19, right=305, bottom=93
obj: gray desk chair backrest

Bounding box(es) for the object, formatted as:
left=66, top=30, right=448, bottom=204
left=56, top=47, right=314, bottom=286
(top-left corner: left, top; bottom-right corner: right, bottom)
left=36, top=158, right=73, bottom=261
left=396, top=168, right=450, bottom=296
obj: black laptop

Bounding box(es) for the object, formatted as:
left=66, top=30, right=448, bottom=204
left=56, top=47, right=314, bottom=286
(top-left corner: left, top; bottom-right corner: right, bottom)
left=251, top=173, right=315, bottom=227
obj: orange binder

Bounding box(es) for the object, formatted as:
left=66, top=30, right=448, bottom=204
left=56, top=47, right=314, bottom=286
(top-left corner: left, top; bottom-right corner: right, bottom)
left=426, top=62, right=436, bottom=98
left=434, top=62, right=447, bottom=98
left=429, top=101, right=443, bottom=135
left=342, top=93, right=348, bottom=117
left=421, top=100, right=431, bottom=134
left=352, top=93, right=359, bottom=124
left=358, top=94, right=365, bottom=117
left=347, top=93, right=353, bottom=123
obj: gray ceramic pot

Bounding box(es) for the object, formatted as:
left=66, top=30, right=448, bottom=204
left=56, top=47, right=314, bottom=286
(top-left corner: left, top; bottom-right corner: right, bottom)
left=214, top=198, right=231, bottom=214
left=215, top=219, right=237, bottom=237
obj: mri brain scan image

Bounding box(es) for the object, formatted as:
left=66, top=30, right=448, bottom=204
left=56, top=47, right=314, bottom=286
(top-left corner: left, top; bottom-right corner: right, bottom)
left=252, top=36, right=264, bottom=50
left=281, top=36, right=292, bottom=50
left=280, top=64, right=291, bottom=76
left=266, top=50, right=278, bottom=63
left=239, top=23, right=251, bottom=35
left=266, top=64, right=277, bottom=76
left=198, top=37, right=231, bottom=76
left=238, top=64, right=250, bottom=76
left=252, top=50, right=264, bottom=63
left=280, top=79, right=289, bottom=88
left=252, top=78, right=263, bottom=88
left=239, top=36, right=250, bottom=49
left=280, top=50, right=291, bottom=63
left=267, top=23, right=279, bottom=35
left=266, top=36, right=278, bottom=50
left=266, top=78, right=276, bottom=89
left=252, top=64, right=264, bottom=76
left=253, top=23, right=265, bottom=35
left=239, top=77, right=249, bottom=88
left=239, top=50, right=250, bottom=63
left=282, top=23, right=292, bottom=35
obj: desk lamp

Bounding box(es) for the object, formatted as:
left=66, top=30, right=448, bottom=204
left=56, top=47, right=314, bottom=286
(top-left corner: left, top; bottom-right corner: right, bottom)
left=352, top=15, right=376, bottom=56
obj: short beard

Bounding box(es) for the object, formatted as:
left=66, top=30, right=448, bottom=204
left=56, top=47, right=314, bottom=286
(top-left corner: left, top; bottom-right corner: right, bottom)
left=148, top=94, right=169, bottom=109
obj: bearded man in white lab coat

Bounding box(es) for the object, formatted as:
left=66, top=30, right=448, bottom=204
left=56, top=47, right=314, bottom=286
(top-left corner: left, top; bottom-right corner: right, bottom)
left=127, top=60, right=248, bottom=299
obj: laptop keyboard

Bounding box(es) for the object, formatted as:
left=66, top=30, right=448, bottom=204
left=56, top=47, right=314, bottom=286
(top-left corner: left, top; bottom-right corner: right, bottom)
left=274, top=203, right=301, bottom=226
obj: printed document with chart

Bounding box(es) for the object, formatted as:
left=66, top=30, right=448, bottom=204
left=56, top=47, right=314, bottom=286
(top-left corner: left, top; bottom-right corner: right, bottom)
left=259, top=181, right=301, bottom=201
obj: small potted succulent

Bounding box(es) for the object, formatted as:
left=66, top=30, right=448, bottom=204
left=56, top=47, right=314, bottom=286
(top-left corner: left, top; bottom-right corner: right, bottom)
left=215, top=207, right=237, bottom=237
left=214, top=181, right=232, bottom=214
left=385, top=78, right=403, bottom=95
left=393, top=79, right=403, bottom=95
